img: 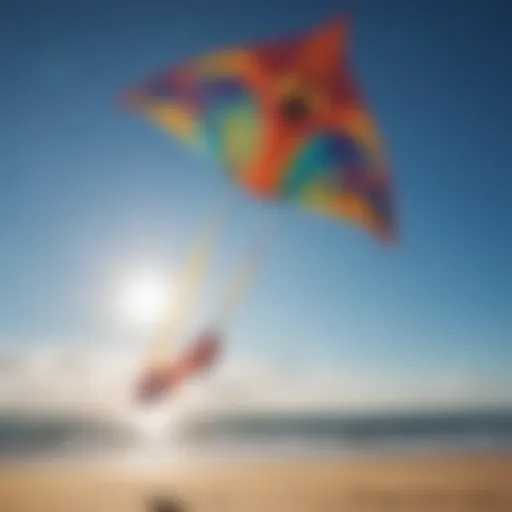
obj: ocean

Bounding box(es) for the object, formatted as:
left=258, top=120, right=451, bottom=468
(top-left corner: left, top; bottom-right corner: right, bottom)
left=0, top=409, right=511, bottom=463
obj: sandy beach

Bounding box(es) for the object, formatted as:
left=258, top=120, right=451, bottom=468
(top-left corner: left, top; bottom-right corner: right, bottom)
left=0, top=453, right=511, bottom=511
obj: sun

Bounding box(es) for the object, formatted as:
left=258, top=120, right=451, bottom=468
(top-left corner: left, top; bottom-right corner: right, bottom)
left=116, top=267, right=172, bottom=330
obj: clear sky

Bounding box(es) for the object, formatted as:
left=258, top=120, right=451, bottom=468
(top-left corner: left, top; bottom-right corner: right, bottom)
left=1, top=0, right=510, bottom=393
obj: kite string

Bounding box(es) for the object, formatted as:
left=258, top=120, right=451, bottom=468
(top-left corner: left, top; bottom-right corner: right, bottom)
left=212, top=205, right=281, bottom=330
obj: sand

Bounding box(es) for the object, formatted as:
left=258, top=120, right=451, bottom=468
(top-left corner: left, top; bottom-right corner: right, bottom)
left=0, top=453, right=511, bottom=511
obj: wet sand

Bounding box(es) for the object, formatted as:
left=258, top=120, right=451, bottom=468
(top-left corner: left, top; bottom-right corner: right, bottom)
left=0, top=453, right=511, bottom=511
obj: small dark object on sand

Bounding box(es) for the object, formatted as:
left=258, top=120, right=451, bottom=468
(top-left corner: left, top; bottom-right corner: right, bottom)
left=149, top=496, right=188, bottom=512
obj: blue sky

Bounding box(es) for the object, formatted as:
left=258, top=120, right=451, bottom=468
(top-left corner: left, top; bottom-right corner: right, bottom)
left=0, top=0, right=510, bottom=389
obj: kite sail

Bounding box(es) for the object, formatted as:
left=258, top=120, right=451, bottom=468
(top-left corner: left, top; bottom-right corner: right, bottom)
left=123, top=16, right=396, bottom=240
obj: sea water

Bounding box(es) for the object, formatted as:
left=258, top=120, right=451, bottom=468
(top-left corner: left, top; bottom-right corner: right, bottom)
left=0, top=409, right=511, bottom=463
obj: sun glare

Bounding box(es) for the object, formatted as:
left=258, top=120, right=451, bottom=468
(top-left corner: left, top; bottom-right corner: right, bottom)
left=117, top=268, right=172, bottom=330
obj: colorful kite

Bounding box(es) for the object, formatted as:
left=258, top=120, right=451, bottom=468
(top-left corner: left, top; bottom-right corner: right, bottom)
left=123, top=16, right=396, bottom=240
left=136, top=329, right=221, bottom=403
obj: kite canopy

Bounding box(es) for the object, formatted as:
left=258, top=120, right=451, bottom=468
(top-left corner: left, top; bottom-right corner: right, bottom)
left=124, top=16, right=396, bottom=240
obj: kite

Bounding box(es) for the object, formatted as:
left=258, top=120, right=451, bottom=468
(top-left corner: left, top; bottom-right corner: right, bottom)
left=123, top=16, right=396, bottom=240
left=136, top=329, right=221, bottom=403
left=124, top=16, right=398, bottom=405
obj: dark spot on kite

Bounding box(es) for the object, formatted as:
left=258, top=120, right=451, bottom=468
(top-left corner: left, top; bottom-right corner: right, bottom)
left=280, top=94, right=311, bottom=122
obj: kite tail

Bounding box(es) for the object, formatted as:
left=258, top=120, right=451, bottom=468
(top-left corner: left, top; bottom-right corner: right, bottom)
left=145, top=205, right=227, bottom=368
left=212, top=207, right=280, bottom=330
